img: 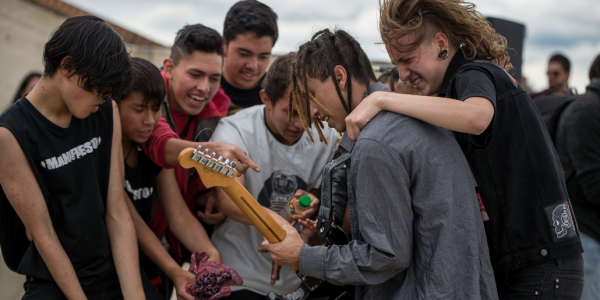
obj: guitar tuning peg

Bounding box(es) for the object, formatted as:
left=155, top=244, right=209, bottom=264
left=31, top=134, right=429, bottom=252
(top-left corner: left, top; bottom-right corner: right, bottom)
left=199, top=150, right=210, bottom=164
left=206, top=152, right=218, bottom=168
left=226, top=168, right=236, bottom=177
left=213, top=156, right=224, bottom=172
left=230, top=161, right=238, bottom=169
left=191, top=145, right=203, bottom=161
left=220, top=159, right=231, bottom=175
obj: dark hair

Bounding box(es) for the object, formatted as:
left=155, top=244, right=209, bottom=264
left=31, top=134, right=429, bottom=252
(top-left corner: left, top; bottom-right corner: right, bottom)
left=13, top=72, right=42, bottom=103
left=549, top=53, right=570, bottom=72
left=289, top=29, right=376, bottom=143
left=170, top=24, right=223, bottom=65
left=262, top=53, right=294, bottom=104
left=377, top=68, right=400, bottom=92
left=589, top=54, right=600, bottom=80
left=121, top=57, right=165, bottom=108
left=223, top=0, right=278, bottom=46
left=43, top=15, right=132, bottom=102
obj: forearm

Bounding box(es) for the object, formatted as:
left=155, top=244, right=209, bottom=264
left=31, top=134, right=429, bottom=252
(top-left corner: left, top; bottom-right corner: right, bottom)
left=33, top=233, right=86, bottom=299
left=169, top=212, right=220, bottom=260
left=106, top=204, right=144, bottom=300
left=377, top=92, right=492, bottom=135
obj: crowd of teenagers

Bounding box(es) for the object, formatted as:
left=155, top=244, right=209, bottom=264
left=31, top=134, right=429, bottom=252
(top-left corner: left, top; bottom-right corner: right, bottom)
left=1, top=0, right=599, bottom=299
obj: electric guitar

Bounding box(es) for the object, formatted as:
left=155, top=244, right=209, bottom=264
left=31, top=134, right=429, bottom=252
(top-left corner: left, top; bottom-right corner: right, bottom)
left=179, top=146, right=352, bottom=300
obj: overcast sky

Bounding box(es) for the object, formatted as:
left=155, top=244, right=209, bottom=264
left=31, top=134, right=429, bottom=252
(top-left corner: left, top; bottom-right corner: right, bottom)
left=64, top=0, right=600, bottom=93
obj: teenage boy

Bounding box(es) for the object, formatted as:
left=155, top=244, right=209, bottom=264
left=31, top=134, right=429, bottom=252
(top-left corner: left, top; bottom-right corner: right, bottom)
left=120, top=57, right=223, bottom=300
left=261, top=29, right=497, bottom=300
left=0, top=16, right=144, bottom=299
left=210, top=53, right=338, bottom=299
left=221, top=0, right=278, bottom=114
left=141, top=24, right=256, bottom=263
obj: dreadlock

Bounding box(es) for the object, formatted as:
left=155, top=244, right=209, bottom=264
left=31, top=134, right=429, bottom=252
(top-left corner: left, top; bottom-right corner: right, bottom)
left=288, top=29, right=376, bottom=144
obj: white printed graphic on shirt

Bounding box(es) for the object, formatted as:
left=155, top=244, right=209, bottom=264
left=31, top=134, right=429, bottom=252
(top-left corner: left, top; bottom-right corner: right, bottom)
left=552, top=204, right=572, bottom=238
left=124, top=180, right=154, bottom=201
left=270, top=170, right=298, bottom=212
left=40, top=137, right=102, bottom=170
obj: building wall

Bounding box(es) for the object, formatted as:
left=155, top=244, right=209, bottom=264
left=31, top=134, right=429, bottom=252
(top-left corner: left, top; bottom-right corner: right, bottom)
left=0, top=0, right=169, bottom=110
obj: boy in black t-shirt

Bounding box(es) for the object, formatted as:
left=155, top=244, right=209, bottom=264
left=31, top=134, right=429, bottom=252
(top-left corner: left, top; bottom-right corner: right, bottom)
left=0, top=16, right=144, bottom=299
left=119, top=57, right=222, bottom=300
left=221, top=0, right=278, bottom=113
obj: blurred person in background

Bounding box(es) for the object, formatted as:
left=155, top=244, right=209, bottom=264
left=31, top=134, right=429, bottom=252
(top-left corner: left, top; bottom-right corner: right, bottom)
left=378, top=68, right=418, bottom=94
left=531, top=53, right=574, bottom=99
left=12, top=72, right=41, bottom=103
left=555, top=54, right=600, bottom=300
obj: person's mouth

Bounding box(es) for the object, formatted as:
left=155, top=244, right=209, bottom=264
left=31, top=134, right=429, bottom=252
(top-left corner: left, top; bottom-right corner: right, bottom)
left=188, top=94, right=207, bottom=107
left=240, top=71, right=258, bottom=81
left=138, top=129, right=153, bottom=137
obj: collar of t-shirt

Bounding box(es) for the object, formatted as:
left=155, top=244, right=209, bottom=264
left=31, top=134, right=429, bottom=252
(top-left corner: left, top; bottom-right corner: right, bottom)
left=221, top=74, right=265, bottom=108
left=339, top=82, right=390, bottom=153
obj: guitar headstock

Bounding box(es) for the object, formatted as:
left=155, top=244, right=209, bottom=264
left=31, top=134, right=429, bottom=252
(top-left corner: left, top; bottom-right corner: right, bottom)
left=178, top=146, right=239, bottom=188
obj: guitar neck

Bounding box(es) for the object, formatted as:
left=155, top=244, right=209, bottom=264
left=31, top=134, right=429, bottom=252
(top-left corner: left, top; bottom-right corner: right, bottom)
left=222, top=181, right=286, bottom=244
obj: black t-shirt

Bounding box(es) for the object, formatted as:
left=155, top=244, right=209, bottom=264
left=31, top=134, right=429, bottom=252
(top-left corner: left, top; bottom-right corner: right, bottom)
left=124, top=146, right=162, bottom=225
left=124, top=146, right=162, bottom=274
left=0, top=97, right=117, bottom=291
left=221, top=74, right=265, bottom=113
left=453, top=69, right=497, bottom=147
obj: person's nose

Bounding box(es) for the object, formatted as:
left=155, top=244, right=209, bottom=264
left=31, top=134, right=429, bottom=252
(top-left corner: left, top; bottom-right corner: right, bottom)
left=397, top=66, right=411, bottom=82
left=196, top=77, right=209, bottom=95
left=142, top=110, right=155, bottom=127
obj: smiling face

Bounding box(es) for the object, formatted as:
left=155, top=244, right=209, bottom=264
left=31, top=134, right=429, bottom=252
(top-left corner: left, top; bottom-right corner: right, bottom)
left=119, top=90, right=161, bottom=144
left=262, top=88, right=306, bottom=146
left=305, top=74, right=351, bottom=133
left=223, top=33, right=273, bottom=90
left=164, top=50, right=222, bottom=116
left=386, top=32, right=452, bottom=96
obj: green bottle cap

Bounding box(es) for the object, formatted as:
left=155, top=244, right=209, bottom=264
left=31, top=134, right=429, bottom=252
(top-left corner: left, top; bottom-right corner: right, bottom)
left=299, top=195, right=312, bottom=207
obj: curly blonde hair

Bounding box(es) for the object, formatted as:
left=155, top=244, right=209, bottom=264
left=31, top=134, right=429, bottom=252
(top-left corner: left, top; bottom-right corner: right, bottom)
left=379, top=0, right=512, bottom=71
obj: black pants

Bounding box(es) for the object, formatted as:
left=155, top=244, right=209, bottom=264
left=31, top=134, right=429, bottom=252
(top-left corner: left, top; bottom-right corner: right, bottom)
left=22, top=278, right=123, bottom=300
left=495, top=253, right=584, bottom=300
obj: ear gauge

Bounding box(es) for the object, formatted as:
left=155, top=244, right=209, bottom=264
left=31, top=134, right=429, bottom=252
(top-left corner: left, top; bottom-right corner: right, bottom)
left=438, top=49, right=449, bottom=60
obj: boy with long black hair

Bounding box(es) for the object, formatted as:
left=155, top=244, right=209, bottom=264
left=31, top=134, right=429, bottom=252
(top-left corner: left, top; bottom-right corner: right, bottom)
left=0, top=16, right=144, bottom=299
left=261, top=29, right=497, bottom=300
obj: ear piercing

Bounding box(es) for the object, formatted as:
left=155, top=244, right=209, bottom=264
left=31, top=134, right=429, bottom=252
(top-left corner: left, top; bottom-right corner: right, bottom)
left=438, top=49, right=449, bottom=60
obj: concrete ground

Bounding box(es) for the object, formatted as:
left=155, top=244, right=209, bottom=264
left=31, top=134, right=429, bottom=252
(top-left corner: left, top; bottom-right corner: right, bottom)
left=0, top=251, right=25, bottom=300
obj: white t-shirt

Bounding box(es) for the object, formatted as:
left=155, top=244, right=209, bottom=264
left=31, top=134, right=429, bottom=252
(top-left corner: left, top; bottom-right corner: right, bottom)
left=209, top=105, right=338, bottom=296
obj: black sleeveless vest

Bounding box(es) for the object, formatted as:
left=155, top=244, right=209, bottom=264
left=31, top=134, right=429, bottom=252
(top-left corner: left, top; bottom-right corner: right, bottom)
left=441, top=53, right=583, bottom=273
left=0, top=98, right=117, bottom=291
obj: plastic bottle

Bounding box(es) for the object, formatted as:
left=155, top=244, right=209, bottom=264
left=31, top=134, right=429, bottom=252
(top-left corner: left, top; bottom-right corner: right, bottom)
left=280, top=195, right=312, bottom=221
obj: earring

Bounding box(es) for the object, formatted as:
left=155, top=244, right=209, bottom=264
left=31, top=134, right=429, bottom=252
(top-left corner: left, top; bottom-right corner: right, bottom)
left=438, top=50, right=449, bottom=60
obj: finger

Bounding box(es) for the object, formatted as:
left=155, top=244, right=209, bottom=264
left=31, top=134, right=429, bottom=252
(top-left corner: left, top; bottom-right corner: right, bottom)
left=295, top=189, right=305, bottom=198
left=197, top=210, right=208, bottom=222
left=257, top=247, right=268, bottom=253
left=239, top=153, right=260, bottom=173
left=205, top=196, right=215, bottom=214
left=235, top=162, right=249, bottom=176
left=178, top=290, right=194, bottom=300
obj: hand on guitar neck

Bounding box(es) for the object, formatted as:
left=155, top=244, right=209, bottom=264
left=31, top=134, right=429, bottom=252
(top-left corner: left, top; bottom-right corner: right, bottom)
left=178, top=146, right=300, bottom=273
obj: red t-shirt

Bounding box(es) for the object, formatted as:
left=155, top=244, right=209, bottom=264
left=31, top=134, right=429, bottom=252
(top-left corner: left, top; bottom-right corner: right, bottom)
left=142, top=70, right=230, bottom=261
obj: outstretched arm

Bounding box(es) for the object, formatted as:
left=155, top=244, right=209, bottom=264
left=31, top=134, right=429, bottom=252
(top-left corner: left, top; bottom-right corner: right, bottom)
left=345, top=91, right=494, bottom=141
left=106, top=102, right=145, bottom=300
left=0, top=128, right=87, bottom=300
left=156, top=167, right=221, bottom=262
left=141, top=117, right=260, bottom=174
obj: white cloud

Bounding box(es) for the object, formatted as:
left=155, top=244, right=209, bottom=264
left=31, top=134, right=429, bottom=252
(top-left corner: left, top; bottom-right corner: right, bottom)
left=64, top=0, right=599, bottom=92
